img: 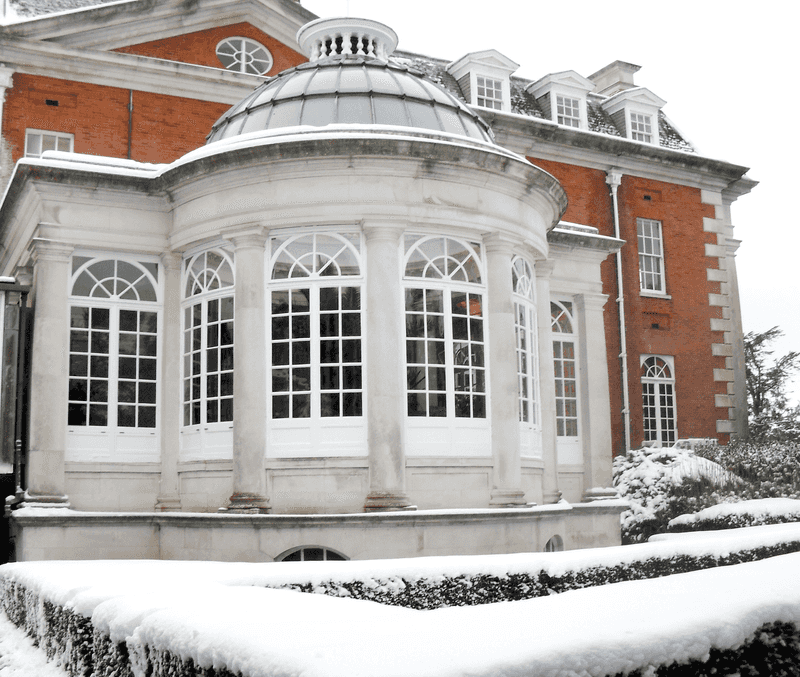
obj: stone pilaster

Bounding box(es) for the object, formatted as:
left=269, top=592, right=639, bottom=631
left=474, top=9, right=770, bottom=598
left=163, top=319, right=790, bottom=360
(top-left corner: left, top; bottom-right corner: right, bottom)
left=155, top=252, right=182, bottom=510
left=362, top=224, right=413, bottom=511
left=225, top=231, right=270, bottom=513
left=484, top=234, right=526, bottom=507
left=574, top=293, right=616, bottom=499
left=25, top=238, right=73, bottom=506
left=535, top=260, right=561, bottom=503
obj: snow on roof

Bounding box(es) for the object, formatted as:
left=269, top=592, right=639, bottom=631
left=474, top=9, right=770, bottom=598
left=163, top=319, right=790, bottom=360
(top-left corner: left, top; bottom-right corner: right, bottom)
left=3, top=529, right=800, bottom=676
left=5, top=0, right=127, bottom=19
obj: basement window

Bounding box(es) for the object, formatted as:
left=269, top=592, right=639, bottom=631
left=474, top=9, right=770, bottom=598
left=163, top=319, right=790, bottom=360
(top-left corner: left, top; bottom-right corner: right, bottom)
left=216, top=37, right=273, bottom=75
left=24, top=129, right=73, bottom=158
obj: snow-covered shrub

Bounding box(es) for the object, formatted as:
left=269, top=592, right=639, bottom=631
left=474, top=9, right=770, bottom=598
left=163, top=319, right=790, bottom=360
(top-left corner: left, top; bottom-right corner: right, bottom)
left=613, top=447, right=740, bottom=544
left=696, top=439, right=800, bottom=501
left=669, top=498, right=800, bottom=533
left=619, top=621, right=800, bottom=677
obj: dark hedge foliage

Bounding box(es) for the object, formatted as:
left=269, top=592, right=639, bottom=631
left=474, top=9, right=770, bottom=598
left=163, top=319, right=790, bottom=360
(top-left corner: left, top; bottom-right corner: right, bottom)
left=3, top=539, right=800, bottom=677
left=619, top=621, right=800, bottom=677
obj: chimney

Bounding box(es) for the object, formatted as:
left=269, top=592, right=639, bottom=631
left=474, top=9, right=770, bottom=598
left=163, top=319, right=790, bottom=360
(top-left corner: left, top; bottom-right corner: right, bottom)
left=589, top=60, right=641, bottom=96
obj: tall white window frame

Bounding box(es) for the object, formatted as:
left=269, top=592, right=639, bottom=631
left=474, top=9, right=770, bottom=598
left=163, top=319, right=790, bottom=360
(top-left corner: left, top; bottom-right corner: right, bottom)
left=216, top=36, right=273, bottom=75
left=476, top=75, right=503, bottom=110
left=403, top=235, right=489, bottom=456
left=641, top=355, right=677, bottom=446
left=637, top=217, right=666, bottom=294
left=67, top=255, right=161, bottom=462
left=267, top=231, right=365, bottom=457
left=180, top=249, right=235, bottom=460
left=513, top=256, right=541, bottom=459
left=556, top=95, right=581, bottom=128
left=551, top=300, right=578, bottom=438
left=25, top=129, right=73, bottom=158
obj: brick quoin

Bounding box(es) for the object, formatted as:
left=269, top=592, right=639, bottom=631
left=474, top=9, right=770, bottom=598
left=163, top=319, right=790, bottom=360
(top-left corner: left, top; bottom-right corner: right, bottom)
left=114, top=22, right=306, bottom=76
left=529, top=157, right=728, bottom=452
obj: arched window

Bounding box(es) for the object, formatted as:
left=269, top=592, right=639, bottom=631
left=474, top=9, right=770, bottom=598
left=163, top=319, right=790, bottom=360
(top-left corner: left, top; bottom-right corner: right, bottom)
left=268, top=233, right=363, bottom=422
left=277, top=546, right=348, bottom=562
left=404, top=236, right=485, bottom=420
left=513, top=257, right=538, bottom=427
left=641, top=356, right=677, bottom=446
left=182, top=250, right=235, bottom=429
left=68, top=256, right=160, bottom=461
left=544, top=535, right=564, bottom=552
left=551, top=301, right=578, bottom=438
left=216, top=37, right=273, bottom=75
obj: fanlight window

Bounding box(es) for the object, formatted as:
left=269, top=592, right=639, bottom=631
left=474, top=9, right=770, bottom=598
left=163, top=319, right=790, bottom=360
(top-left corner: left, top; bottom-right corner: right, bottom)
left=68, top=257, right=160, bottom=430
left=641, top=356, right=677, bottom=446
left=269, top=233, right=363, bottom=421
left=216, top=37, right=273, bottom=76
left=271, top=233, right=361, bottom=279
left=404, top=235, right=482, bottom=283
left=182, top=250, right=235, bottom=428
left=513, top=257, right=537, bottom=425
left=551, top=301, right=578, bottom=437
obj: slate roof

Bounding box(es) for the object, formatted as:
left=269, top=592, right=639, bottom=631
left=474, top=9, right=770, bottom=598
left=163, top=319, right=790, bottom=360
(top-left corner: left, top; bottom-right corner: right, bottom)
left=394, top=49, right=695, bottom=153
left=9, top=0, right=121, bottom=17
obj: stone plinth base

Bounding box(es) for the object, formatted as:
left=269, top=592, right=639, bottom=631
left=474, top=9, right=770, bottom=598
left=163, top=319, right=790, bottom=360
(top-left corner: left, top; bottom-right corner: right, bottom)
left=221, top=493, right=271, bottom=514
left=582, top=487, right=621, bottom=502
left=9, top=500, right=628, bottom=562
left=363, top=492, right=415, bottom=512
left=489, top=489, right=532, bottom=508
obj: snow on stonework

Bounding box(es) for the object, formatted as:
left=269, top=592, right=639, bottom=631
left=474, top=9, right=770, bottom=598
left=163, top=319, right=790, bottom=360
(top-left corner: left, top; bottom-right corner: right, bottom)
left=2, top=526, right=800, bottom=676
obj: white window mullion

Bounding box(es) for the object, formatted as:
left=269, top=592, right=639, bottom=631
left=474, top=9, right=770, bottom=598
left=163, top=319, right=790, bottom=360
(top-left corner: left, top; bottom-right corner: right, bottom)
left=108, top=307, right=120, bottom=432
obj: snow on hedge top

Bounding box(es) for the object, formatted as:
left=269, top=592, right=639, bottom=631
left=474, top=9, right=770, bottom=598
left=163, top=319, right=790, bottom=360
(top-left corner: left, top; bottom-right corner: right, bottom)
left=4, top=550, right=800, bottom=677
left=669, top=498, right=800, bottom=527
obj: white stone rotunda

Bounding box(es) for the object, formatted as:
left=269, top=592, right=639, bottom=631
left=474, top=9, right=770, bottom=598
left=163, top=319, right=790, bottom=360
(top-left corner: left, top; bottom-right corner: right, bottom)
left=2, top=17, right=625, bottom=561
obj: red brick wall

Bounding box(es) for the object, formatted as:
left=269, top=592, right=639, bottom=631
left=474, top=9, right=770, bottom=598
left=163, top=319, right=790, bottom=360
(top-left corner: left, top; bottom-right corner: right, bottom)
left=2, top=74, right=230, bottom=164
left=114, top=22, right=306, bottom=76
left=530, top=157, right=728, bottom=452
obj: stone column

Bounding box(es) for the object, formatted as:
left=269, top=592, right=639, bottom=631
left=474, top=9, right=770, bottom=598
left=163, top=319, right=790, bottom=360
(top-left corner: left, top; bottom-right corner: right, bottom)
left=575, top=293, right=617, bottom=500
left=484, top=234, right=526, bottom=507
left=535, top=260, right=561, bottom=503
left=363, top=224, right=412, bottom=511
left=155, top=252, right=182, bottom=510
left=226, top=231, right=270, bottom=513
left=25, top=238, right=73, bottom=506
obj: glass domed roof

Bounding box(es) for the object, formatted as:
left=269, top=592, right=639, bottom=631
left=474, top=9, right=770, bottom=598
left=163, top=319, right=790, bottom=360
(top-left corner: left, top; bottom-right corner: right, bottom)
left=207, top=57, right=494, bottom=145
left=206, top=18, right=494, bottom=145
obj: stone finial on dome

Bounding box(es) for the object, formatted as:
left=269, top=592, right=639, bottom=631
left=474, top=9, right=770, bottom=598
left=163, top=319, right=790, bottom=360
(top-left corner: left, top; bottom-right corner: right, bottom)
left=296, top=17, right=399, bottom=62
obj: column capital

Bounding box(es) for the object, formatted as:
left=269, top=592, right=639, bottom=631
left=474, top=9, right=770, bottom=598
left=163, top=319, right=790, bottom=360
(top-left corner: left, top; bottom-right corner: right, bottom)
left=482, top=232, right=518, bottom=256
left=160, top=251, right=183, bottom=271
left=227, top=226, right=267, bottom=250
left=0, top=66, right=13, bottom=92
left=575, top=292, right=609, bottom=313
left=535, top=258, right=556, bottom=279
left=28, top=238, right=73, bottom=264
left=362, top=222, right=404, bottom=243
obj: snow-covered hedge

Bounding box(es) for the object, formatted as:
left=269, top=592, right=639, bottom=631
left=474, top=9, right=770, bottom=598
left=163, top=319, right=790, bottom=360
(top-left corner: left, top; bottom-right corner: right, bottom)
left=4, top=526, right=800, bottom=676
left=612, top=446, right=739, bottom=543
left=669, top=498, right=800, bottom=533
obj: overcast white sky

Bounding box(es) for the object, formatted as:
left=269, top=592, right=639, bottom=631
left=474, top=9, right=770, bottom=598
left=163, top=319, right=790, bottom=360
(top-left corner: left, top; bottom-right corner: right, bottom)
left=304, top=0, right=799, bottom=404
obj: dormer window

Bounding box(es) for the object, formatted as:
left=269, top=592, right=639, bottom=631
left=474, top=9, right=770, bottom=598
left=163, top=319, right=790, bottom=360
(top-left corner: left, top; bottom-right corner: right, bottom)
left=599, top=87, right=666, bottom=146
left=556, top=95, right=581, bottom=128
left=476, top=76, right=503, bottom=110
left=526, top=71, right=594, bottom=131
left=216, top=37, right=273, bottom=75
left=446, top=49, right=519, bottom=113
left=630, top=112, right=653, bottom=143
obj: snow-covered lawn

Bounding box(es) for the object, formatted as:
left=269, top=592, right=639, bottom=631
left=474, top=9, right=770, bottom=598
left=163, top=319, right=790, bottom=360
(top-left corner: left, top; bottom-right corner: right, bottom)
left=2, top=523, right=800, bottom=676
